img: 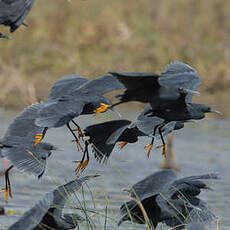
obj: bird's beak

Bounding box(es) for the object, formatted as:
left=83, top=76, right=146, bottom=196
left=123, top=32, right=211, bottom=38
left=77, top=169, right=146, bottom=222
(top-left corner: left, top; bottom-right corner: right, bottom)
left=184, top=119, right=199, bottom=123
left=109, top=107, right=122, bottom=118
left=210, top=109, right=223, bottom=116
left=122, top=188, right=130, bottom=193
left=88, top=174, right=100, bottom=179
left=54, top=147, right=64, bottom=151
left=184, top=89, right=200, bottom=96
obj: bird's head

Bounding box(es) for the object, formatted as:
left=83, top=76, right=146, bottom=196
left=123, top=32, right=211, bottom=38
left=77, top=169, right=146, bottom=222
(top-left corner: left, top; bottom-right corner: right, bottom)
left=42, top=143, right=57, bottom=151
left=199, top=104, right=223, bottom=116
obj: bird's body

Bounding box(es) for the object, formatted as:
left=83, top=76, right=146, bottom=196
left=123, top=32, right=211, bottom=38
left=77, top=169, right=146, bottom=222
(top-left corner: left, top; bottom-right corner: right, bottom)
left=150, top=102, right=211, bottom=122
left=8, top=175, right=99, bottom=230
left=1, top=102, right=56, bottom=178
left=36, top=74, right=124, bottom=129
left=119, top=169, right=217, bottom=229
left=109, top=62, right=208, bottom=156
left=36, top=93, right=111, bottom=129
left=110, top=61, right=201, bottom=108
left=84, top=119, right=135, bottom=162
left=142, top=91, right=221, bottom=156
left=0, top=0, right=35, bottom=39
left=84, top=111, right=184, bottom=162
left=34, top=74, right=124, bottom=173
left=0, top=103, right=56, bottom=202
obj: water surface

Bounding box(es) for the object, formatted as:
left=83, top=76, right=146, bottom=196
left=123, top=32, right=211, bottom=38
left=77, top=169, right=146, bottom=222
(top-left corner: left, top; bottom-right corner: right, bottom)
left=0, top=111, right=229, bottom=229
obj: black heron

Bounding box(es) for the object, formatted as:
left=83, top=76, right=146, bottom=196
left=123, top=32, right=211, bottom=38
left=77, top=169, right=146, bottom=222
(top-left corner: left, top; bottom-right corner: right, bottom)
left=35, top=74, right=124, bottom=173
left=118, top=169, right=218, bottom=229
left=0, top=0, right=35, bottom=39
left=84, top=109, right=184, bottom=163
left=109, top=62, right=202, bottom=155
left=0, top=103, right=56, bottom=202
left=8, top=174, right=99, bottom=230
left=110, top=61, right=201, bottom=108
left=143, top=89, right=222, bottom=155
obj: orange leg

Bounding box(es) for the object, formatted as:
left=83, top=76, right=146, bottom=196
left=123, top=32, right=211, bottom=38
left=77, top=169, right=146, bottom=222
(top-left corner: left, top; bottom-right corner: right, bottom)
left=0, top=165, right=13, bottom=203
left=144, top=143, right=153, bottom=158
left=157, top=125, right=167, bottom=157
left=144, top=124, right=162, bottom=158
left=157, top=144, right=166, bottom=157
left=71, top=120, right=85, bottom=141
left=74, top=159, right=89, bottom=175
left=119, top=141, right=128, bottom=149
left=34, top=127, right=48, bottom=147
left=73, top=142, right=90, bottom=175
left=34, top=133, right=43, bottom=146
left=67, top=123, right=84, bottom=152
left=72, top=139, right=84, bottom=152
left=77, top=126, right=84, bottom=140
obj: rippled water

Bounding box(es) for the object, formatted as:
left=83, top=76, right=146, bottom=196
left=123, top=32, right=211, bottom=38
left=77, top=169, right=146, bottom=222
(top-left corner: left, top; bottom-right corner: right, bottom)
left=0, top=110, right=229, bottom=229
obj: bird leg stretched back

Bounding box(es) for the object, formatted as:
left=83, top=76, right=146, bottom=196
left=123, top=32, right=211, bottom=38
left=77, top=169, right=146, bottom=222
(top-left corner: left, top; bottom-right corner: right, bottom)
left=119, top=141, right=128, bottom=149
left=0, top=165, right=14, bottom=203
left=94, top=103, right=111, bottom=114
left=34, top=127, right=48, bottom=147
left=74, top=142, right=89, bottom=175
left=67, top=123, right=84, bottom=152
left=144, top=124, right=161, bottom=158
left=156, top=124, right=167, bottom=157
left=71, top=120, right=85, bottom=141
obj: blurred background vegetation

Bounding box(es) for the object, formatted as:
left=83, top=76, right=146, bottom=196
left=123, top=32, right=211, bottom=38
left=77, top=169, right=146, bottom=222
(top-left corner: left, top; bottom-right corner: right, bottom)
left=0, top=0, right=230, bottom=116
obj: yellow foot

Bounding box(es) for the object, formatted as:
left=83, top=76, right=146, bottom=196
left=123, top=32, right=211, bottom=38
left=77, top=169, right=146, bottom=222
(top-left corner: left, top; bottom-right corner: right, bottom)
left=144, top=144, right=153, bottom=158
left=77, top=127, right=85, bottom=140
left=81, top=160, right=89, bottom=171
left=34, top=133, right=44, bottom=146
left=72, top=127, right=85, bottom=140
left=94, top=103, right=111, bottom=114
left=119, top=141, right=128, bottom=149
left=157, top=144, right=166, bottom=157
left=72, top=139, right=84, bottom=152
left=74, top=160, right=89, bottom=175
left=73, top=160, right=81, bottom=177
left=0, top=189, right=8, bottom=203
left=8, top=185, right=12, bottom=198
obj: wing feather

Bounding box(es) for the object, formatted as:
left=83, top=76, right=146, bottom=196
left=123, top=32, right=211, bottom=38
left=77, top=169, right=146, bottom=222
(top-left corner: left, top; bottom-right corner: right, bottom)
left=49, top=74, right=88, bottom=99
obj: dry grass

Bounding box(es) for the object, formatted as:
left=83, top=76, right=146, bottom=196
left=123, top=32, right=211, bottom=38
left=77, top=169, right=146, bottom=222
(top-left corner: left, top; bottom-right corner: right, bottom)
left=0, top=0, right=230, bottom=115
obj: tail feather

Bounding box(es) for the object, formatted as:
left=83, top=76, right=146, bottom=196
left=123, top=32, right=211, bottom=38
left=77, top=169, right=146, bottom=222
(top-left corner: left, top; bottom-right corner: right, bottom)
left=84, top=120, right=130, bottom=163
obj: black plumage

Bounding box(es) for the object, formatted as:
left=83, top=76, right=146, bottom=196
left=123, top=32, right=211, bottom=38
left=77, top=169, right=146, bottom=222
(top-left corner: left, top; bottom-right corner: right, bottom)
left=0, top=103, right=56, bottom=202
left=141, top=90, right=221, bottom=156
left=84, top=112, right=184, bottom=163
left=110, top=62, right=212, bottom=156
left=118, top=170, right=217, bottom=229
left=8, top=175, right=99, bottom=230
left=35, top=74, right=124, bottom=173
left=36, top=74, right=124, bottom=129
left=0, top=0, right=35, bottom=39
left=1, top=103, right=56, bottom=177
left=110, top=61, right=201, bottom=108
